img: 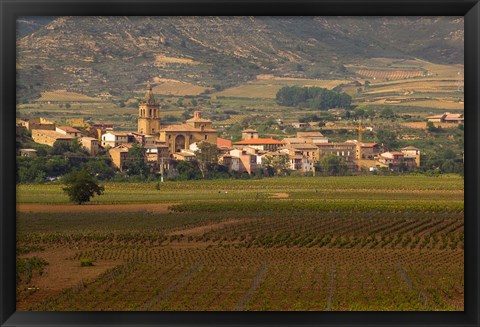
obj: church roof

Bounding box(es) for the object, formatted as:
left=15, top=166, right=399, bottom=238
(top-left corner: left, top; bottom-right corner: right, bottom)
left=160, top=124, right=216, bottom=132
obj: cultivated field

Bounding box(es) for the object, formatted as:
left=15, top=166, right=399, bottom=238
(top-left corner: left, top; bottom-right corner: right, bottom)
left=355, top=69, right=425, bottom=81
left=213, top=77, right=348, bottom=99
left=16, top=176, right=464, bottom=311
left=36, top=90, right=100, bottom=103
left=150, top=78, right=210, bottom=96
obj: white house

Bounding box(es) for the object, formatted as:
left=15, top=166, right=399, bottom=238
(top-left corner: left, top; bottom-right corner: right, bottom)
left=101, top=132, right=129, bottom=148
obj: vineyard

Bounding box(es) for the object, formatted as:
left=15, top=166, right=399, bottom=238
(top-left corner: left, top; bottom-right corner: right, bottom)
left=355, top=69, right=425, bottom=81
left=16, top=176, right=464, bottom=311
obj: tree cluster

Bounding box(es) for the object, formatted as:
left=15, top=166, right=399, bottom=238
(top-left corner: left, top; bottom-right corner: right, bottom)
left=276, top=86, right=352, bottom=109
left=17, top=139, right=115, bottom=183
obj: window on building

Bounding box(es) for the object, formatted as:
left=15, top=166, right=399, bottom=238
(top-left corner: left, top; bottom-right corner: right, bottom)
left=204, top=135, right=208, bottom=140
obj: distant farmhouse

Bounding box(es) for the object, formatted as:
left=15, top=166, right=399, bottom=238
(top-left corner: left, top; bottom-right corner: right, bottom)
left=426, top=112, right=464, bottom=123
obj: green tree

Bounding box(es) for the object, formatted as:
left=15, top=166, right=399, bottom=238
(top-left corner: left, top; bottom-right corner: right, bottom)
left=354, top=108, right=365, bottom=119
left=366, top=108, right=376, bottom=119
left=376, top=129, right=399, bottom=150
left=17, top=157, right=46, bottom=183
left=51, top=139, right=84, bottom=155
left=426, top=121, right=438, bottom=132
left=194, top=142, right=220, bottom=178
left=125, top=144, right=149, bottom=178
left=380, top=108, right=395, bottom=119
left=320, top=154, right=348, bottom=176
left=62, top=169, right=104, bottom=204
left=176, top=161, right=201, bottom=180
left=263, top=154, right=290, bottom=176
left=84, top=157, right=116, bottom=180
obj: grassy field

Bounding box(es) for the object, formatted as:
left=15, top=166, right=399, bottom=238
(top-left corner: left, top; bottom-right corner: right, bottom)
left=16, top=175, right=464, bottom=311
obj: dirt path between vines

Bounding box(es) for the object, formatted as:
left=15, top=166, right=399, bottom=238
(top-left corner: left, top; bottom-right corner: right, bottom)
left=16, top=203, right=178, bottom=214
left=168, top=219, right=251, bottom=237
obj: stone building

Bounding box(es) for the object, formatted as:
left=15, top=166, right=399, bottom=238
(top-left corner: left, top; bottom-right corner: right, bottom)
left=241, top=129, right=259, bottom=140
left=80, top=137, right=99, bottom=156
left=137, top=83, right=161, bottom=135
left=401, top=146, right=421, bottom=167
left=158, top=111, right=217, bottom=155
left=317, top=142, right=356, bottom=162
left=31, top=130, right=75, bottom=147
left=233, top=138, right=285, bottom=152
left=135, top=83, right=217, bottom=157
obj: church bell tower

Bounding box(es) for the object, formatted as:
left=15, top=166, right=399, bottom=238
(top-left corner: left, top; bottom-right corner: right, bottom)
left=138, top=82, right=161, bottom=134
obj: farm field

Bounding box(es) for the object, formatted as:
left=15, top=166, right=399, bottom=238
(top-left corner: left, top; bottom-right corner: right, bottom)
left=16, top=176, right=464, bottom=311
left=213, top=77, right=348, bottom=99
left=36, top=90, right=100, bottom=103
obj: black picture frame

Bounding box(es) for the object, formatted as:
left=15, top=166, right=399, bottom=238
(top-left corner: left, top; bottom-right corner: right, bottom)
left=1, top=1, right=479, bottom=326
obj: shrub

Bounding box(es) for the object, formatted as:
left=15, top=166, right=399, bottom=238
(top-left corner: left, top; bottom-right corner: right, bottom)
left=80, top=258, right=94, bottom=267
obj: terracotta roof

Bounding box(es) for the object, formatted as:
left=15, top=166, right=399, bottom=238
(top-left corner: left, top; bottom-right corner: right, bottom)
left=287, top=143, right=318, bottom=150
left=317, top=142, right=355, bottom=147
left=105, top=132, right=129, bottom=137
left=283, top=138, right=309, bottom=144
left=160, top=124, right=216, bottom=132
left=385, top=151, right=404, bottom=155
left=445, top=113, right=463, bottom=118
left=57, top=126, right=81, bottom=133
left=297, top=132, right=325, bottom=137
left=217, top=137, right=232, bottom=148
left=109, top=146, right=129, bottom=153
left=444, top=116, right=464, bottom=121
left=233, top=138, right=285, bottom=145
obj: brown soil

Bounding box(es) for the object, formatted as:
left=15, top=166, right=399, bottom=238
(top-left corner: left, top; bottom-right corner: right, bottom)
left=16, top=203, right=177, bottom=214
left=17, top=248, right=123, bottom=310
left=168, top=219, right=249, bottom=237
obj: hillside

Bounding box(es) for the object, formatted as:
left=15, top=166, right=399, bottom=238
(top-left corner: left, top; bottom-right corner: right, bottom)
left=16, top=16, right=463, bottom=103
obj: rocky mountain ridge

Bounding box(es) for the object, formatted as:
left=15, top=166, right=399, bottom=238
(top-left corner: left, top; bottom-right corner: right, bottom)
left=16, top=16, right=463, bottom=102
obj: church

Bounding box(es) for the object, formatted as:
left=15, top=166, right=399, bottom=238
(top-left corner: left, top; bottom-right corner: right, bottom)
left=137, top=83, right=217, bottom=156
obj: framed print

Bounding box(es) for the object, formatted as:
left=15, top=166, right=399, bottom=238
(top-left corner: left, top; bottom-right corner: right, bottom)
left=1, top=0, right=479, bottom=326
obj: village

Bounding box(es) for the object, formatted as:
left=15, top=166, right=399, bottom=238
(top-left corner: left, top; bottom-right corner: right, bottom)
left=16, top=83, right=466, bottom=180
